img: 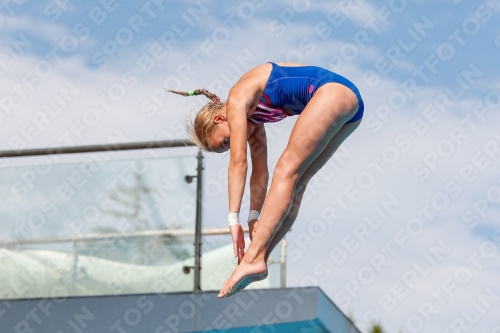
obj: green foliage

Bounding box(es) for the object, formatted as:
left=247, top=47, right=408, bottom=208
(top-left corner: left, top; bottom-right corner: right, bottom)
left=347, top=315, right=385, bottom=333
left=370, top=323, right=384, bottom=333
left=347, top=313, right=355, bottom=325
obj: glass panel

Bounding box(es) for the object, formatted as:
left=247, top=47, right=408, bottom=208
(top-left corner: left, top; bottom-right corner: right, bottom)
left=0, top=150, right=283, bottom=300
left=0, top=155, right=197, bottom=239
left=1, top=236, right=195, bottom=299
left=0, top=153, right=198, bottom=299
left=1, top=235, right=284, bottom=299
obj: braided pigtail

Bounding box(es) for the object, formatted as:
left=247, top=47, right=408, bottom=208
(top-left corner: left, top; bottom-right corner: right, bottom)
left=167, top=88, right=225, bottom=152
left=167, top=89, right=220, bottom=103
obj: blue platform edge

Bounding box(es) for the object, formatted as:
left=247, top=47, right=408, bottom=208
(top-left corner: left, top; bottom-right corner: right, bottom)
left=1, top=287, right=362, bottom=333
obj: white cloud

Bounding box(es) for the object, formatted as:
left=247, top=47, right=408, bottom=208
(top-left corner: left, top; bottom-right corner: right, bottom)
left=348, top=1, right=379, bottom=27
left=2, top=14, right=71, bottom=45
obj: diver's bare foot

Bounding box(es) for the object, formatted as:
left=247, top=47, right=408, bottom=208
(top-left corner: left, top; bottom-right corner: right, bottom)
left=218, top=258, right=267, bottom=298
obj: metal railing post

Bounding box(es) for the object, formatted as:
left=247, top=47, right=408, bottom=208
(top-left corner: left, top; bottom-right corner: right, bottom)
left=193, top=150, right=204, bottom=291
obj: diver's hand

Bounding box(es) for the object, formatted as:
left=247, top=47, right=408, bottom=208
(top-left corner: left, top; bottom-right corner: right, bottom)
left=229, top=224, right=245, bottom=264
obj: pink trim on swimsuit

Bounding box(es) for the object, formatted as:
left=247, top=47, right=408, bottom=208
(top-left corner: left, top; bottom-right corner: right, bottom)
left=248, top=94, right=295, bottom=124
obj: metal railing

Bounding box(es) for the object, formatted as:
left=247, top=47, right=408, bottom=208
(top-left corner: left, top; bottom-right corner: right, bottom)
left=0, top=139, right=194, bottom=157
left=1, top=227, right=248, bottom=246
left=1, top=140, right=206, bottom=291
left=0, top=140, right=287, bottom=295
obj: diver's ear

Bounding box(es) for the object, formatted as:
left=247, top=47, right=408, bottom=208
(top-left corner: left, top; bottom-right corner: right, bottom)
left=213, top=114, right=226, bottom=124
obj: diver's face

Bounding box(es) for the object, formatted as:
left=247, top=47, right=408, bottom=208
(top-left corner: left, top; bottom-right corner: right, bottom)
left=209, top=119, right=231, bottom=153
left=208, top=114, right=256, bottom=153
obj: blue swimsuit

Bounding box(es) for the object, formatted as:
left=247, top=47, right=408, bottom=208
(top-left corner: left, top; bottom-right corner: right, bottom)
left=248, top=62, right=364, bottom=125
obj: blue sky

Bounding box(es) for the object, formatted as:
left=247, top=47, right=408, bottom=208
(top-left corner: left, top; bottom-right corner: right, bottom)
left=1, top=0, right=500, bottom=332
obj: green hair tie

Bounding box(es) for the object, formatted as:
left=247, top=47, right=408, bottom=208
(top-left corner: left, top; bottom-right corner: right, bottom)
left=188, top=90, right=195, bottom=96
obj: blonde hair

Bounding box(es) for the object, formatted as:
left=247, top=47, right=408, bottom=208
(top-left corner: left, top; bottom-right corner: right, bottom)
left=167, top=89, right=225, bottom=152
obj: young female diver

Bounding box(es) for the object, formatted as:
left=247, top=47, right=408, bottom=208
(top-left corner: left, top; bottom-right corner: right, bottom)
left=168, top=61, right=364, bottom=298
